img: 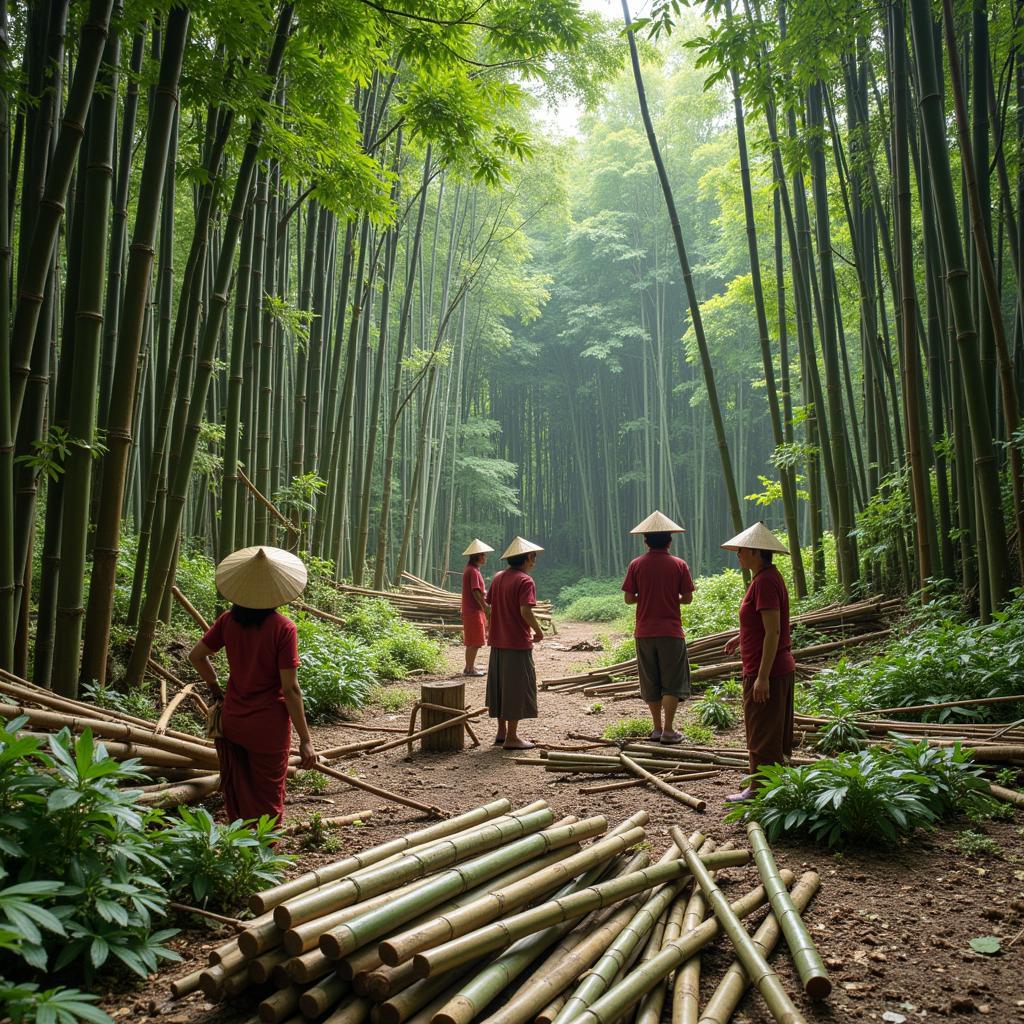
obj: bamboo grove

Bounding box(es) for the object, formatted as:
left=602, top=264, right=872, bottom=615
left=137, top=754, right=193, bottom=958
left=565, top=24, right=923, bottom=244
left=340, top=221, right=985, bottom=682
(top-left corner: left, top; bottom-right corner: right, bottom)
left=2, top=0, right=1024, bottom=697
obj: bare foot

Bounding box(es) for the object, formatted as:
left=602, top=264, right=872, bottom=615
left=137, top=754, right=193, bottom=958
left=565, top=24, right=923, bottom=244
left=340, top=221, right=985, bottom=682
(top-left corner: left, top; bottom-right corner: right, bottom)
left=492, top=734, right=506, bottom=745
left=502, top=738, right=535, bottom=750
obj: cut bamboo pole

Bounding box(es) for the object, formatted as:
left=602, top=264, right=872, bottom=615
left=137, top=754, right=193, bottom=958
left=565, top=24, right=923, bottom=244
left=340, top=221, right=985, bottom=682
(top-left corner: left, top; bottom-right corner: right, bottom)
left=171, top=584, right=210, bottom=630
left=250, top=948, right=291, bottom=984
left=669, top=826, right=805, bottom=1024
left=170, top=967, right=204, bottom=999
left=311, top=761, right=445, bottom=817
left=258, top=983, right=302, bottom=1023
left=136, top=773, right=220, bottom=807
left=286, top=947, right=336, bottom=984
left=362, top=705, right=485, bottom=756
left=278, top=810, right=375, bottom=835
left=855, top=693, right=1024, bottom=717
left=746, top=820, right=830, bottom=998
left=697, top=872, right=821, bottom=1024
left=564, top=872, right=794, bottom=1024
left=323, top=994, right=372, bottom=1024
left=578, top=770, right=719, bottom=795
left=618, top=753, right=706, bottom=810
left=989, top=782, right=1024, bottom=806
left=299, top=972, right=350, bottom=1018
left=374, top=961, right=481, bottom=1024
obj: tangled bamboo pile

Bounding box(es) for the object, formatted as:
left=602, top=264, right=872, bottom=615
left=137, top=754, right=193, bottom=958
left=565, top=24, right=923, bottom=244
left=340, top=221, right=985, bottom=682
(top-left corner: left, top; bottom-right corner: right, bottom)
left=541, top=599, right=901, bottom=697
left=328, top=573, right=555, bottom=636
left=169, top=798, right=830, bottom=1024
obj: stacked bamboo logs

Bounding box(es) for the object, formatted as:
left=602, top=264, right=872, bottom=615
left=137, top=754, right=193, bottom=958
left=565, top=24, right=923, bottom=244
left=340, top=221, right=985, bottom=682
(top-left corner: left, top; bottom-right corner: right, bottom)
left=168, top=798, right=831, bottom=1024
left=541, top=599, right=901, bottom=696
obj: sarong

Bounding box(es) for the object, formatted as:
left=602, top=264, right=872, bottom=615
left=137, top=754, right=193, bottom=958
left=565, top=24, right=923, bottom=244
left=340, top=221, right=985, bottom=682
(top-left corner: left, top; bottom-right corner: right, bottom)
left=215, top=735, right=289, bottom=824
left=742, top=672, right=795, bottom=780
left=485, top=648, right=538, bottom=720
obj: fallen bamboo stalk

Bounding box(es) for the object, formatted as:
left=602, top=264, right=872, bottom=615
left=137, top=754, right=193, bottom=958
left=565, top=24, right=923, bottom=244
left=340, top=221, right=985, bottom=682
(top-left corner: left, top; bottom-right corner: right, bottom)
left=136, top=774, right=220, bottom=807
left=169, top=902, right=244, bottom=929
left=989, top=782, right=1024, bottom=806
left=237, top=466, right=300, bottom=535
left=154, top=683, right=196, bottom=734
left=577, top=769, right=720, bottom=795
left=854, top=693, right=1024, bottom=717
left=171, top=585, right=210, bottom=631
left=278, top=810, right=375, bottom=835
left=310, top=761, right=446, bottom=817
left=619, top=753, right=705, bottom=811
left=353, top=705, right=486, bottom=756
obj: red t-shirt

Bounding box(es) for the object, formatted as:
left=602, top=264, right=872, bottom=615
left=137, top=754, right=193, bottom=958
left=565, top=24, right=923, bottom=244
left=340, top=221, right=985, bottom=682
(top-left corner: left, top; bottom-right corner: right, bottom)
left=461, top=564, right=486, bottom=616
left=486, top=569, right=536, bottom=649
left=621, top=549, right=695, bottom=639
left=202, top=610, right=300, bottom=753
left=738, top=565, right=796, bottom=678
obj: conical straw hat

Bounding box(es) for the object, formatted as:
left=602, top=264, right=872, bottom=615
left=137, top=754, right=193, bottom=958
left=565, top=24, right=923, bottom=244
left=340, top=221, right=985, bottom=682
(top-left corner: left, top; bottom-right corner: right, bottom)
left=630, top=510, right=686, bottom=534
left=216, top=546, right=308, bottom=608
left=500, top=536, right=544, bottom=559
left=462, top=539, right=495, bottom=556
left=720, top=522, right=790, bottom=555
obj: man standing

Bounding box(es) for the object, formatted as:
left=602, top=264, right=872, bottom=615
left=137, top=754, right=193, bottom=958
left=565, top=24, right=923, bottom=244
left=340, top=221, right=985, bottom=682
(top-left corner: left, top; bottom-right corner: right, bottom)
left=622, top=511, right=694, bottom=744
left=486, top=536, right=544, bottom=750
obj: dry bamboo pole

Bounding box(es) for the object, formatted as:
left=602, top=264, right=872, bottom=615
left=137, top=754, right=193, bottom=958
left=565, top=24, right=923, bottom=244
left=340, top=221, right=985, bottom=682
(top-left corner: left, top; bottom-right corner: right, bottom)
left=170, top=967, right=204, bottom=999
left=746, top=820, right=830, bottom=998
left=293, top=601, right=349, bottom=628
left=251, top=798, right=516, bottom=914
left=136, top=774, right=220, bottom=807
left=411, top=850, right=751, bottom=980
left=669, top=826, right=805, bottom=1024
left=170, top=585, right=210, bottom=630
left=426, top=831, right=666, bottom=1024
left=212, top=908, right=275, bottom=962
left=359, top=705, right=485, bottom=756
left=697, top=872, right=821, bottom=1024
left=278, top=810, right=375, bottom=835
left=377, top=964, right=482, bottom=1024
left=259, top=983, right=302, bottom=1022
left=578, top=770, right=719, bottom=796
left=536, top=994, right=567, bottom=1024
left=671, top=870, right=709, bottom=1024
left=286, top=947, right=335, bottom=984
left=153, top=683, right=197, bottom=733
left=618, top=753, right=706, bottom=811
left=378, top=823, right=649, bottom=968
left=300, top=972, right=350, bottom=1018
left=854, top=693, right=1024, bottom=717
left=318, top=818, right=606, bottom=959
left=250, top=948, right=292, bottom=984
left=237, top=466, right=301, bottom=535
left=311, top=761, right=446, bottom=817
left=276, top=807, right=557, bottom=930
left=989, top=783, right=1024, bottom=806
left=146, top=660, right=210, bottom=715
left=563, top=872, right=795, bottom=1024
left=323, top=994, right=372, bottom=1024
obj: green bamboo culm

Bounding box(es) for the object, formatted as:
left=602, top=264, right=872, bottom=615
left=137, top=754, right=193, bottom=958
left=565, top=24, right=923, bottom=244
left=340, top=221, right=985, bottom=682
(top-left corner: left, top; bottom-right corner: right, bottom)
left=561, top=873, right=789, bottom=1024
left=698, top=872, right=821, bottom=1024
left=746, top=821, right=831, bottom=998
left=669, top=826, right=805, bottom=1024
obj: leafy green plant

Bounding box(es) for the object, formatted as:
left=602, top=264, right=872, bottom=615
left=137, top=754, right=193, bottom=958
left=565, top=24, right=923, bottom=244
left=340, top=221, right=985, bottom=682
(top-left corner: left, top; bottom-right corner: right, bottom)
left=682, top=723, right=713, bottom=745
left=812, top=714, right=869, bottom=755
left=553, top=577, right=625, bottom=623
left=587, top=702, right=604, bottom=715
left=694, top=691, right=738, bottom=731
left=994, top=767, right=1020, bottom=787
left=294, top=617, right=376, bottom=722
left=954, top=830, right=1002, bottom=859
left=368, top=683, right=417, bottom=713
left=158, top=807, right=292, bottom=912
left=0, top=979, right=113, bottom=1024
left=602, top=718, right=651, bottom=741
left=290, top=770, right=329, bottom=795
left=341, top=598, right=443, bottom=679
left=299, top=812, right=340, bottom=852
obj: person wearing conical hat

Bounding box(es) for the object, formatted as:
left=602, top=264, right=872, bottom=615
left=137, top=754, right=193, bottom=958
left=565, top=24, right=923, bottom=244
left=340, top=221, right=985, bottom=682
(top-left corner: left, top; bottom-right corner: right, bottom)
left=621, top=511, right=695, bottom=744
left=720, top=523, right=795, bottom=803
left=189, top=546, right=317, bottom=824
left=460, top=540, right=493, bottom=676
left=485, top=537, right=544, bottom=749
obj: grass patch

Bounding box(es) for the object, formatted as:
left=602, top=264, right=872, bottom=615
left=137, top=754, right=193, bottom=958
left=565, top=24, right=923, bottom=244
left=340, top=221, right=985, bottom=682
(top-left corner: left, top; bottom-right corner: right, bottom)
left=954, top=830, right=1002, bottom=858
left=602, top=717, right=651, bottom=741
left=682, top=723, right=713, bottom=745
left=290, top=770, right=330, bottom=794
left=369, top=683, right=418, bottom=713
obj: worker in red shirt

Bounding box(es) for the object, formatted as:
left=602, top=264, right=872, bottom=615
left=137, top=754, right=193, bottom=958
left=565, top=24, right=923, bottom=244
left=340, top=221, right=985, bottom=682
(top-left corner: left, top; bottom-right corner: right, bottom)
left=721, top=522, right=796, bottom=802
left=486, top=536, right=545, bottom=750
left=622, top=511, right=695, bottom=744
left=460, top=539, right=493, bottom=676
left=189, top=546, right=317, bottom=824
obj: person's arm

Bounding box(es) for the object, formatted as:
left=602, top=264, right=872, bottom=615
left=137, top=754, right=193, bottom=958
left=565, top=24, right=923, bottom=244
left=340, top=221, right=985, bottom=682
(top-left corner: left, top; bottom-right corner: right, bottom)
left=679, top=590, right=693, bottom=606
left=521, top=604, right=544, bottom=644
left=753, top=609, right=781, bottom=703
left=473, top=587, right=490, bottom=618
left=188, top=640, right=224, bottom=702
left=280, top=668, right=317, bottom=769
left=624, top=592, right=638, bottom=605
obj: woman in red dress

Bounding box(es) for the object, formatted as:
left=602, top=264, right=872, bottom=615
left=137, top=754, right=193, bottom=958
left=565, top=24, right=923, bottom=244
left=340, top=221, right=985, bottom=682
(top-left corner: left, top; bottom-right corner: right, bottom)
left=720, top=523, right=796, bottom=803
left=189, top=546, right=317, bottom=824
left=461, top=539, right=493, bottom=676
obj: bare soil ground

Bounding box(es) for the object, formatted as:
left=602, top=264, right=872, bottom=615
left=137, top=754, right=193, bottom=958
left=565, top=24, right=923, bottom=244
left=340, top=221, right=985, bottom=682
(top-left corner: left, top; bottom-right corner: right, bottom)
left=125, top=621, right=1023, bottom=1024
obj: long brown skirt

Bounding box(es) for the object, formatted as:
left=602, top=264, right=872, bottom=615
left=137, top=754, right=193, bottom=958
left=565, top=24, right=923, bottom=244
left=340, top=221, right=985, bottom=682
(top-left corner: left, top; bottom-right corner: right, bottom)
left=742, top=672, right=795, bottom=779
left=485, top=647, right=538, bottom=720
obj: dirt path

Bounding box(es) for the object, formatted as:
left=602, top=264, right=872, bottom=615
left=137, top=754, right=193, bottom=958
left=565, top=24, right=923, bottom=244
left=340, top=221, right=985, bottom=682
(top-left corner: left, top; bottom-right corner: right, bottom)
left=151, top=622, right=1024, bottom=1024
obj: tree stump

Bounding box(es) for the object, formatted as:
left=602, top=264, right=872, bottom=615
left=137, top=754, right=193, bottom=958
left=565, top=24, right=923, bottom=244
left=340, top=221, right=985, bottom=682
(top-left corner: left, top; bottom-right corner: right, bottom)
left=420, top=681, right=466, bottom=752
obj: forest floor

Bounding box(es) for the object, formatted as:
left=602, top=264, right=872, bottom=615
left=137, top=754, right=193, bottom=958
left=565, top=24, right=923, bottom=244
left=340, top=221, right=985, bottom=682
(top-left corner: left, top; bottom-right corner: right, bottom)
left=139, top=621, right=1024, bottom=1024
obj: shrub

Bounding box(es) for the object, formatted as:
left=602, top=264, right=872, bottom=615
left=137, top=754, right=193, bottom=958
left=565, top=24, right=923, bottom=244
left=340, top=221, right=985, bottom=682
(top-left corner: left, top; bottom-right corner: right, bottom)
left=680, top=569, right=747, bottom=638
left=682, top=723, right=713, bottom=745
left=728, top=740, right=989, bottom=847
left=294, top=616, right=376, bottom=722
left=157, top=807, right=291, bottom=912
left=289, top=770, right=329, bottom=795
left=555, top=578, right=622, bottom=613
left=0, top=981, right=113, bottom=1024
left=602, top=718, right=651, bottom=741
left=560, top=594, right=626, bottom=622
left=368, top=684, right=417, bottom=713
left=342, top=599, right=443, bottom=679
left=694, top=691, right=738, bottom=731
left=812, top=714, right=869, bottom=755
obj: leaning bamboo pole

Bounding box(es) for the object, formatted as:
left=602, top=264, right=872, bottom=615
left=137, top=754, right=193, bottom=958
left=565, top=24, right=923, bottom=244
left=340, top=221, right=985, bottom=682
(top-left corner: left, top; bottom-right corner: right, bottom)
left=618, top=752, right=706, bottom=810
left=697, top=872, right=821, bottom=1024
left=669, top=826, right=806, bottom=1024
left=746, top=820, right=831, bottom=998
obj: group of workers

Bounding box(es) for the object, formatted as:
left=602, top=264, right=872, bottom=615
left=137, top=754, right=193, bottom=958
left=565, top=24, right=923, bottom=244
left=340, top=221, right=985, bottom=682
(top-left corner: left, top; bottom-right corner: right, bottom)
left=186, top=512, right=794, bottom=823
left=461, top=513, right=795, bottom=803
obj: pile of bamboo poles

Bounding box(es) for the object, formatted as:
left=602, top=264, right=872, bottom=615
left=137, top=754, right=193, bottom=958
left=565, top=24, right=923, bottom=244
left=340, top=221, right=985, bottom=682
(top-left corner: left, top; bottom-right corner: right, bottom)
left=169, top=798, right=830, bottom=1024
left=541, top=598, right=901, bottom=697
left=327, top=572, right=555, bottom=636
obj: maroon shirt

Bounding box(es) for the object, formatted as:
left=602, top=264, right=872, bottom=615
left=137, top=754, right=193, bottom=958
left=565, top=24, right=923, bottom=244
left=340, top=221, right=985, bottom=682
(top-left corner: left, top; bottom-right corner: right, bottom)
left=486, top=569, right=536, bottom=649
left=202, top=610, right=300, bottom=753
left=738, top=565, right=796, bottom=677
left=621, top=549, right=695, bottom=639
left=461, top=564, right=486, bottom=616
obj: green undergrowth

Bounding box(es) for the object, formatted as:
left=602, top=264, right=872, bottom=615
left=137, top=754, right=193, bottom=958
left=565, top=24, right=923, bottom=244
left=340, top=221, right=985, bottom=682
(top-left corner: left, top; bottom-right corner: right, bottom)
left=602, top=717, right=651, bottom=741
left=368, top=684, right=418, bottom=713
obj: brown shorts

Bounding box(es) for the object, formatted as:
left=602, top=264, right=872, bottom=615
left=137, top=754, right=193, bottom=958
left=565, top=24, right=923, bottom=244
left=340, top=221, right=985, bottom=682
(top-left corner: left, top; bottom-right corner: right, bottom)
left=635, top=636, right=691, bottom=702
left=486, top=648, right=538, bottom=720
left=742, top=672, right=795, bottom=777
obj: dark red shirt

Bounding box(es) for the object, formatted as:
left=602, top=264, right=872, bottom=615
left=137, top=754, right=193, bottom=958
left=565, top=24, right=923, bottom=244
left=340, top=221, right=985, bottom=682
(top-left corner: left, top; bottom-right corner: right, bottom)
left=461, top=564, right=486, bottom=616
left=202, top=610, right=300, bottom=753
left=738, top=565, right=796, bottom=678
left=486, top=569, right=536, bottom=649
left=622, top=549, right=695, bottom=639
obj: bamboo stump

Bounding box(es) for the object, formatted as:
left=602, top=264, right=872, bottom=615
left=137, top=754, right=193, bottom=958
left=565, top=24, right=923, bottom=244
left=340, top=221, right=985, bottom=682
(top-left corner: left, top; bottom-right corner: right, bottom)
left=420, top=682, right=465, bottom=752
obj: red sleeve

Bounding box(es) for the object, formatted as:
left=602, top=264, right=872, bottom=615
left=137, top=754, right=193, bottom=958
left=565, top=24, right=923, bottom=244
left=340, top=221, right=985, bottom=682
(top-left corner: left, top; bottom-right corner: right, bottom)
left=678, top=560, right=694, bottom=595
left=486, top=572, right=497, bottom=604
left=753, top=574, right=782, bottom=612
left=278, top=619, right=300, bottom=670
left=519, top=576, right=536, bottom=607
left=472, top=567, right=485, bottom=593
left=201, top=613, right=227, bottom=653
left=622, top=561, right=637, bottom=594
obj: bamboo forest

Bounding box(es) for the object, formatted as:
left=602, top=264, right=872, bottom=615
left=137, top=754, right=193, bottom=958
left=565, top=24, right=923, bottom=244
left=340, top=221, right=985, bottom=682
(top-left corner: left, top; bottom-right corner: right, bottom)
left=1, top=0, right=1024, bottom=1022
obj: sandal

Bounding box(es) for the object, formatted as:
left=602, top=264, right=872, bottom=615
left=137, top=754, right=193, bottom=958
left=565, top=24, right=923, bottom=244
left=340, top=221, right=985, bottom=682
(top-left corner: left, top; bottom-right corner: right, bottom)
left=648, top=730, right=663, bottom=741
left=725, top=788, right=755, bottom=803
left=660, top=731, right=683, bottom=745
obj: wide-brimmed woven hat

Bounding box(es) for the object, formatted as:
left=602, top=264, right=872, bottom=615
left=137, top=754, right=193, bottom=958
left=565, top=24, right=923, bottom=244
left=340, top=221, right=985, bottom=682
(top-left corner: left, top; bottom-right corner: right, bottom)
left=630, top=510, right=685, bottom=534
left=216, top=546, right=308, bottom=608
left=500, top=536, right=544, bottom=560
left=720, top=522, right=790, bottom=555
left=462, top=539, right=495, bottom=556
